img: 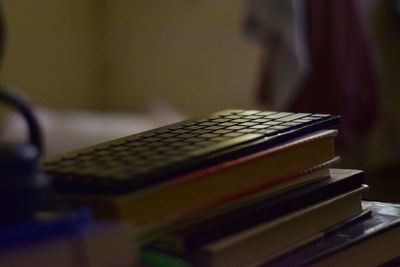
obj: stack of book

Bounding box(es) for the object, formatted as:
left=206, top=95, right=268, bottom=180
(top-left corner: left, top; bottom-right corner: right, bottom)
left=136, top=127, right=369, bottom=266
left=135, top=132, right=400, bottom=267
left=49, top=112, right=400, bottom=266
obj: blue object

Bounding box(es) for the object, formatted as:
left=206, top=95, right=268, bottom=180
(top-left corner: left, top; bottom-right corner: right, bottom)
left=0, top=206, right=92, bottom=248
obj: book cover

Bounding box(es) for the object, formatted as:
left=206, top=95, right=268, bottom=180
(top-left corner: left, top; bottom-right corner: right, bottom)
left=264, top=201, right=400, bottom=267
left=149, top=169, right=365, bottom=251
left=64, top=130, right=339, bottom=234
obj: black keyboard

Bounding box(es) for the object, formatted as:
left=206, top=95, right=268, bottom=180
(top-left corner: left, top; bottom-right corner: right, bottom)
left=44, top=110, right=340, bottom=194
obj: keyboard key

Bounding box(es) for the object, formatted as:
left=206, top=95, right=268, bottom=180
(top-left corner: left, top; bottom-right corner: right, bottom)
left=186, top=125, right=206, bottom=130
left=263, top=121, right=280, bottom=125
left=212, top=118, right=230, bottom=123
left=213, top=129, right=233, bottom=134
left=126, top=141, right=146, bottom=147
left=186, top=137, right=206, bottom=143
left=179, top=134, right=197, bottom=139
left=295, top=119, right=314, bottom=123
left=210, top=136, right=230, bottom=142
left=172, top=129, right=191, bottom=134
left=227, top=126, right=246, bottom=130
left=198, top=122, right=217, bottom=126
left=199, top=133, right=219, bottom=139
left=267, top=112, right=292, bottom=119
left=144, top=137, right=162, bottom=142
left=231, top=119, right=248, bottom=123
left=239, top=122, right=258, bottom=126
left=276, top=113, right=310, bottom=122
left=192, top=129, right=211, bottom=134
left=257, top=111, right=276, bottom=116
left=188, top=134, right=263, bottom=158
left=244, top=115, right=263, bottom=120
left=224, top=132, right=244, bottom=137
left=161, top=137, right=181, bottom=143
left=225, top=115, right=242, bottom=119
left=238, top=128, right=258, bottom=133
left=204, top=126, right=225, bottom=130
left=158, top=133, right=177, bottom=138
left=253, top=119, right=271, bottom=123
left=109, top=146, right=128, bottom=152
left=250, top=125, right=269, bottom=129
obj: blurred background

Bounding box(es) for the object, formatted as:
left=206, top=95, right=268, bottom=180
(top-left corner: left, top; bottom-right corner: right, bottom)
left=0, top=0, right=262, bottom=156
left=1, top=0, right=259, bottom=115
left=1, top=0, right=400, bottom=200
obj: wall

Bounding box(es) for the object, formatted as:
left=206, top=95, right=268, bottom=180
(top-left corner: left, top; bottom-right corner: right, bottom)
left=1, top=0, right=103, bottom=109
left=102, top=0, right=261, bottom=116
left=1, top=0, right=261, bottom=116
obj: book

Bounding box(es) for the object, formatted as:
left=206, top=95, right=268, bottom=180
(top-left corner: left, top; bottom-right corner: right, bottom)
left=141, top=167, right=332, bottom=244
left=264, top=201, right=400, bottom=267
left=63, top=130, right=339, bottom=236
left=143, top=185, right=367, bottom=267
left=148, top=168, right=365, bottom=251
